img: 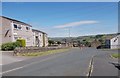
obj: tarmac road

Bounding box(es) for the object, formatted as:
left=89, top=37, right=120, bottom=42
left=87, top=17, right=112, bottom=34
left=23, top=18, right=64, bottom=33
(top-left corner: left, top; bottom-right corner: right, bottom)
left=2, top=47, right=118, bottom=76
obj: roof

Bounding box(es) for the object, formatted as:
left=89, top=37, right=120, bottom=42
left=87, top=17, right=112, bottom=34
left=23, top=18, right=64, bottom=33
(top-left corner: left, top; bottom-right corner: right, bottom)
left=1, top=16, right=32, bottom=27
left=111, top=34, right=120, bottom=39
left=105, top=33, right=120, bottom=40
left=32, top=29, right=47, bottom=34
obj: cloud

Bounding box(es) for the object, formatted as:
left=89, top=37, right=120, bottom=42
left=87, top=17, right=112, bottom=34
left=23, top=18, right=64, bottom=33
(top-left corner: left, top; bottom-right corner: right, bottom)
left=54, top=20, right=99, bottom=28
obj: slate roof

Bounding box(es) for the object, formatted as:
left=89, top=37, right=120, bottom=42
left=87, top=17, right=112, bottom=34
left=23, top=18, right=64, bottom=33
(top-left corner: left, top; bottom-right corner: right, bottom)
left=1, top=16, right=32, bottom=27
left=32, top=29, right=47, bottom=34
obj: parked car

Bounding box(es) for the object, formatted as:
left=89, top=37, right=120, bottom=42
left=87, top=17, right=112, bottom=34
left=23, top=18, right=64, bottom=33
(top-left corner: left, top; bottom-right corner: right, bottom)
left=96, top=45, right=110, bottom=49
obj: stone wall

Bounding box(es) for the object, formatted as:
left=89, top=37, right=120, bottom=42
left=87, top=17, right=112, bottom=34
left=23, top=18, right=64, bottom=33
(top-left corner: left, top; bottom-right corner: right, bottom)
left=13, top=46, right=69, bottom=55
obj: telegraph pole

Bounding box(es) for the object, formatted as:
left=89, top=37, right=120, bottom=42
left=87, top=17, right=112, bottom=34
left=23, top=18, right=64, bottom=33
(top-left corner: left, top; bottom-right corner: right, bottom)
left=68, top=27, right=71, bottom=47
left=69, top=27, right=70, bottom=38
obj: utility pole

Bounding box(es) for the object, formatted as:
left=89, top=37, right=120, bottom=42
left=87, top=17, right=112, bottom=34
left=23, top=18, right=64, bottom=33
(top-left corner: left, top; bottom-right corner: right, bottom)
left=68, top=27, right=71, bottom=47
left=69, top=27, right=70, bottom=38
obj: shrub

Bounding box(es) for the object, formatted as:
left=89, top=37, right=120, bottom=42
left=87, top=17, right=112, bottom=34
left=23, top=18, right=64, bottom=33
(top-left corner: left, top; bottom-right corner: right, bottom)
left=17, top=39, right=26, bottom=47
left=1, top=41, right=21, bottom=51
left=48, top=40, right=54, bottom=46
left=13, top=41, right=21, bottom=47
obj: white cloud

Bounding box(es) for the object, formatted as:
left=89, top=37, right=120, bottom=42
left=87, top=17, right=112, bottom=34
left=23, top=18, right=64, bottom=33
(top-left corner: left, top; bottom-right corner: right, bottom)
left=54, top=20, right=99, bottom=28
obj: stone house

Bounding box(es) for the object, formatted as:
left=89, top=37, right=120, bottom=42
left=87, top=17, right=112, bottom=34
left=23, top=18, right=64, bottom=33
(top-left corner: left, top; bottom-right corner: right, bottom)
left=32, top=29, right=48, bottom=47
left=91, top=39, right=101, bottom=48
left=105, top=35, right=120, bottom=49
left=0, top=16, right=48, bottom=47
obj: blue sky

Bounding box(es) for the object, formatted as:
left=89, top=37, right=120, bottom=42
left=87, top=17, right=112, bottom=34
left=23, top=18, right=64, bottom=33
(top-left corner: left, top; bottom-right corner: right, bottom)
left=2, top=2, right=118, bottom=37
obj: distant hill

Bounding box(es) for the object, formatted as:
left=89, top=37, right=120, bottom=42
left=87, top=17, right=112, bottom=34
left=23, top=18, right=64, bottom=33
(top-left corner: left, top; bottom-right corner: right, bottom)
left=49, top=33, right=118, bottom=43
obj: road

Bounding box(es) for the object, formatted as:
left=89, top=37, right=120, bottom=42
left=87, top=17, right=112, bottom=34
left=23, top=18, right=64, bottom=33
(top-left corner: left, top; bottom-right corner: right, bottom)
left=2, top=48, right=118, bottom=76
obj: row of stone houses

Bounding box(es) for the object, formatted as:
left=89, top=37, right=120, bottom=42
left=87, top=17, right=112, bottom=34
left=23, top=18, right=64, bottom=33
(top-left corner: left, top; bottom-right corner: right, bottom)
left=0, top=16, right=48, bottom=47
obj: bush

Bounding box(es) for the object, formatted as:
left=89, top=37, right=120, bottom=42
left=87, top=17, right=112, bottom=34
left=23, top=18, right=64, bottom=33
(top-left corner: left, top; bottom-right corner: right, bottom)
left=17, top=39, right=26, bottom=47
left=48, top=40, right=55, bottom=46
left=1, top=41, right=21, bottom=51
left=13, top=41, right=21, bottom=47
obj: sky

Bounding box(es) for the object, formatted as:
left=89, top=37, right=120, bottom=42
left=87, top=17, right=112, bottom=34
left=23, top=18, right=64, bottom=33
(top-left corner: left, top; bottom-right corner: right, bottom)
left=2, top=0, right=120, bottom=2
left=2, top=2, right=118, bottom=37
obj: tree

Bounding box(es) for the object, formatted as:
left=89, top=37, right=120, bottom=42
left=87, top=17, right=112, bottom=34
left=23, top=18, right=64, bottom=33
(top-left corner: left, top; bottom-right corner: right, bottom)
left=84, top=41, right=91, bottom=47
left=77, top=41, right=81, bottom=46
left=83, top=39, right=87, bottom=42
left=95, top=35, right=103, bottom=39
left=57, top=41, right=61, bottom=45
left=98, top=39, right=104, bottom=44
left=48, top=40, right=54, bottom=45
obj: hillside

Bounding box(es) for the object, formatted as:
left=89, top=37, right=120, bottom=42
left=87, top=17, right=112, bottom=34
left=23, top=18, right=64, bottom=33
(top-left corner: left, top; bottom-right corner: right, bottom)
left=48, top=33, right=119, bottom=46
left=49, top=33, right=118, bottom=42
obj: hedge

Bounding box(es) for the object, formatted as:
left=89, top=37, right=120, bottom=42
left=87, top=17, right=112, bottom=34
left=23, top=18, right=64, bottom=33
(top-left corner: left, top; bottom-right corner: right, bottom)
left=17, top=39, right=26, bottom=47
left=1, top=41, right=21, bottom=51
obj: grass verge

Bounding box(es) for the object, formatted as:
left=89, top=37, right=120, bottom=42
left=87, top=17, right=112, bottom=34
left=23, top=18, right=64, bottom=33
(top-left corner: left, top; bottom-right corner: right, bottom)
left=101, top=48, right=120, bottom=51
left=111, top=53, right=120, bottom=58
left=18, top=48, right=70, bottom=57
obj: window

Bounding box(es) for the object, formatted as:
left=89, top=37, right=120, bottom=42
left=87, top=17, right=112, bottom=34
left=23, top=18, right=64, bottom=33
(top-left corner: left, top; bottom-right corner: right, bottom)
left=26, top=27, right=30, bottom=30
left=14, top=24, right=17, bottom=29
left=18, top=26, right=22, bottom=30
left=27, top=37, right=30, bottom=41
left=14, top=24, right=22, bottom=30
left=114, top=38, right=118, bottom=42
left=14, top=36, right=18, bottom=40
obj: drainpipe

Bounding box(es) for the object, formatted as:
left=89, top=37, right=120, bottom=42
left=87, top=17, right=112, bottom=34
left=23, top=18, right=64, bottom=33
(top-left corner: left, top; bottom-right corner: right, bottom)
left=11, top=21, right=14, bottom=42
left=43, top=33, right=45, bottom=47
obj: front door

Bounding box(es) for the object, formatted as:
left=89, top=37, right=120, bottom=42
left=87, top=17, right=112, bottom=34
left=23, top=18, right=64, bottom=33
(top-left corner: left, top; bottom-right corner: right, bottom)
left=35, top=36, right=40, bottom=47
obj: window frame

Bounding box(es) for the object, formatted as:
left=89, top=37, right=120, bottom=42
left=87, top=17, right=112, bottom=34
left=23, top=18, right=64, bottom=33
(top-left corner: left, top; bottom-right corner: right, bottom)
left=17, top=25, right=22, bottom=30
left=26, top=26, right=30, bottom=30
left=13, top=24, right=18, bottom=29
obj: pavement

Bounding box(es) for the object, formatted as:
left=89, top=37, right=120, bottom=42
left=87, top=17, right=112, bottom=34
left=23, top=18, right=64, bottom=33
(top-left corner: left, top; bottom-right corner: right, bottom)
left=0, top=51, right=32, bottom=77
left=1, top=51, right=32, bottom=65
left=0, top=48, right=119, bottom=76
left=91, top=49, right=119, bottom=76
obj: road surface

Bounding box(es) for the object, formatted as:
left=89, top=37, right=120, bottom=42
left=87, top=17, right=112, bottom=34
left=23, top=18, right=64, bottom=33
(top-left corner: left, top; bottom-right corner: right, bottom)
left=2, top=48, right=118, bottom=76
